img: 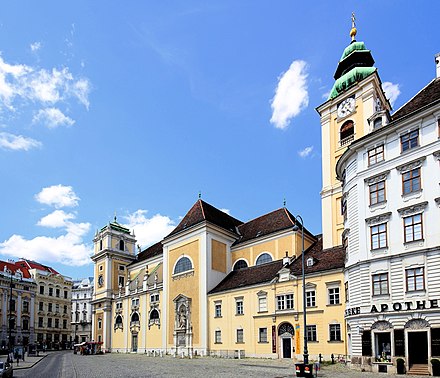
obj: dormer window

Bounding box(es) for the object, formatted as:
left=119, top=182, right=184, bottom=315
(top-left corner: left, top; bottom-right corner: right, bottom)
left=306, top=258, right=314, bottom=267
left=373, top=117, right=383, bottom=129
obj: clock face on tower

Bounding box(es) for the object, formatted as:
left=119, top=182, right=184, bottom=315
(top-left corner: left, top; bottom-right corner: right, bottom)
left=337, top=97, right=355, bottom=118
left=98, top=274, right=104, bottom=287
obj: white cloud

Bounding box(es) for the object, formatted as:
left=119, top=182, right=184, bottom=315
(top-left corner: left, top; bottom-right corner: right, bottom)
left=270, top=60, right=309, bottom=129
left=70, top=78, right=90, bottom=109
left=35, top=184, right=79, bottom=208
left=0, top=132, right=41, bottom=151
left=33, top=108, right=75, bottom=128
left=123, top=210, right=175, bottom=248
left=37, top=210, right=75, bottom=228
left=382, top=82, right=401, bottom=107
left=30, top=42, right=42, bottom=52
left=298, top=146, right=314, bottom=158
left=220, top=208, right=231, bottom=215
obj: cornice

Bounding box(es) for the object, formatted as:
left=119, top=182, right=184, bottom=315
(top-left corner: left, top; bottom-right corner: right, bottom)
left=364, top=170, right=390, bottom=184
left=433, top=150, right=440, bottom=160
left=365, top=212, right=392, bottom=225
left=396, top=156, right=426, bottom=173
left=397, top=201, right=428, bottom=216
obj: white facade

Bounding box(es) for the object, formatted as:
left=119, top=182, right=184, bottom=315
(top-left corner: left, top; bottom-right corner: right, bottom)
left=337, top=75, right=440, bottom=374
left=72, top=277, right=94, bottom=343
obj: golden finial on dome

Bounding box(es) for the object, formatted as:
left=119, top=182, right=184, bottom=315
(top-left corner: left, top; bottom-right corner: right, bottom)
left=350, top=12, right=357, bottom=41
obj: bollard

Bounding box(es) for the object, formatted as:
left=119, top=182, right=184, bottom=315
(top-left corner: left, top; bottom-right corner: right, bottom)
left=319, top=353, right=322, bottom=363
left=331, top=353, right=335, bottom=364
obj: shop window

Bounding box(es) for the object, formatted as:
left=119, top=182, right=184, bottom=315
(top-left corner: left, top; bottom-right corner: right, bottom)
left=362, top=330, right=372, bottom=356
left=394, top=329, right=405, bottom=357
left=375, top=332, right=391, bottom=362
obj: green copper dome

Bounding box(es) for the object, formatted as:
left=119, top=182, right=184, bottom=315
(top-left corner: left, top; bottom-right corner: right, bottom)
left=329, top=66, right=376, bottom=99
left=340, top=41, right=368, bottom=61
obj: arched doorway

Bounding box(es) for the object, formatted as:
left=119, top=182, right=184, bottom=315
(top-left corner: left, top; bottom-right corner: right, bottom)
left=278, top=322, right=294, bottom=359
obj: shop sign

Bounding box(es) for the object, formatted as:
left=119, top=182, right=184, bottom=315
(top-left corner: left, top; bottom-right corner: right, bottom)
left=370, top=299, right=439, bottom=313
left=272, top=325, right=276, bottom=353
left=345, top=307, right=360, bottom=316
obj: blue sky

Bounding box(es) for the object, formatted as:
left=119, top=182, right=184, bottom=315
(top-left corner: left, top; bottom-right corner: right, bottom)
left=1, top=1, right=439, bottom=279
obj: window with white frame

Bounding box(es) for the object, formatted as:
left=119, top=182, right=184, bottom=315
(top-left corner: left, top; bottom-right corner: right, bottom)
left=150, top=293, right=159, bottom=303
left=306, top=290, right=316, bottom=307
left=306, top=325, right=317, bottom=342
left=276, top=294, right=294, bottom=310
left=329, top=324, right=341, bottom=341
left=258, top=295, right=267, bottom=312
left=116, top=302, right=122, bottom=310
left=215, top=330, right=222, bottom=343
left=235, top=298, right=244, bottom=315
left=372, top=273, right=389, bottom=295
left=132, top=298, right=139, bottom=307
left=328, top=287, right=340, bottom=305
left=255, top=253, right=272, bottom=266
left=236, top=328, right=244, bottom=343
left=174, top=256, right=193, bottom=274
left=259, top=328, right=268, bottom=343
left=404, top=214, right=423, bottom=242
left=368, top=145, right=384, bottom=166
left=401, top=129, right=419, bottom=152
left=215, top=302, right=222, bottom=318
left=406, top=267, right=425, bottom=292
left=118, top=275, right=125, bottom=287
left=370, top=223, right=387, bottom=250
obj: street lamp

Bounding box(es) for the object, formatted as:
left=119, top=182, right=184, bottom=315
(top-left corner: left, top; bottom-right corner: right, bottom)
left=7, top=272, right=13, bottom=353
left=293, top=215, right=308, bottom=365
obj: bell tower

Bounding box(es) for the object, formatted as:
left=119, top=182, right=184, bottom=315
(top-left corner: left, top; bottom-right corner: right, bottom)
left=316, top=14, right=391, bottom=249
left=91, top=217, right=136, bottom=350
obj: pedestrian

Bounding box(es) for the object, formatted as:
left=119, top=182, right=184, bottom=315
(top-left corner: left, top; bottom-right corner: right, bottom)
left=15, top=352, right=19, bottom=366
left=22, top=351, right=25, bottom=362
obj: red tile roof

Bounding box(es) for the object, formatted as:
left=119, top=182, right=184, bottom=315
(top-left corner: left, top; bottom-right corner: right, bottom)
left=0, top=260, right=32, bottom=279
left=16, top=259, right=59, bottom=275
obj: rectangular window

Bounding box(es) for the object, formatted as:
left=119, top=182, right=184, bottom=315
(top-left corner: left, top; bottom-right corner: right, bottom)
left=132, top=298, right=139, bottom=307
left=39, top=286, right=44, bottom=295
left=259, top=328, right=268, bottom=343
left=307, top=325, right=317, bottom=342
left=56, top=304, right=60, bottom=313
left=345, top=281, right=349, bottom=302
left=56, top=288, right=60, bottom=297
left=38, top=317, right=43, bottom=327
left=118, top=276, right=125, bottom=287
left=306, top=291, right=316, bottom=307
left=404, top=214, right=423, bottom=242
left=329, top=324, right=341, bottom=341
left=402, top=168, right=421, bottom=194
left=116, top=302, right=122, bottom=310
left=215, top=330, right=221, bottom=343
left=236, top=300, right=244, bottom=315
left=328, top=287, right=340, bottom=305
left=48, top=303, right=53, bottom=312
left=55, top=319, right=59, bottom=328
left=401, top=130, right=419, bottom=152
left=23, top=301, right=29, bottom=313
left=63, top=305, right=67, bottom=314
left=48, top=287, right=53, bottom=297
left=39, top=302, right=44, bottom=311
left=369, top=181, right=386, bottom=205
left=258, top=296, right=267, bottom=312
left=150, top=293, right=159, bottom=303
left=371, top=223, right=387, bottom=250
left=368, top=145, right=384, bottom=165
left=215, top=303, right=222, bottom=318
left=48, top=318, right=52, bottom=328
left=277, top=294, right=294, bottom=310
left=236, top=329, right=244, bottom=343
left=64, top=290, right=68, bottom=299
left=63, top=319, right=67, bottom=329
left=406, top=267, right=424, bottom=291
left=372, top=273, right=389, bottom=295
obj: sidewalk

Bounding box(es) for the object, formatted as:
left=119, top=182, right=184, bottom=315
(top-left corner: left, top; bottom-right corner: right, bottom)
left=14, top=352, right=49, bottom=370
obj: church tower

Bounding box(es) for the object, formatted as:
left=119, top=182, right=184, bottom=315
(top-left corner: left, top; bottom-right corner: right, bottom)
left=91, top=217, right=136, bottom=350
left=316, top=14, right=391, bottom=249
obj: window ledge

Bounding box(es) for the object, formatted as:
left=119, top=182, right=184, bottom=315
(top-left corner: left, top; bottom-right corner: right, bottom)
left=214, top=316, right=222, bottom=319
left=402, top=189, right=423, bottom=201
left=307, top=341, right=319, bottom=343
left=257, top=310, right=268, bottom=314
left=370, top=247, right=388, bottom=254
left=404, top=239, right=424, bottom=246
left=328, top=340, right=344, bottom=343
left=258, top=341, right=269, bottom=344
left=236, top=342, right=245, bottom=344
left=214, top=342, right=222, bottom=345
left=326, top=303, right=342, bottom=307
left=235, top=313, right=244, bottom=316
left=172, top=269, right=195, bottom=280
left=372, top=294, right=390, bottom=299
left=400, top=144, right=420, bottom=155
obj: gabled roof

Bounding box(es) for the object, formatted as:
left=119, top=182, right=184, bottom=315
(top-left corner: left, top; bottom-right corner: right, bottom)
left=0, top=260, right=31, bottom=279
left=16, top=259, right=59, bottom=275
left=208, top=259, right=283, bottom=295
left=392, top=78, right=440, bottom=121
left=290, top=238, right=345, bottom=276
left=233, top=207, right=314, bottom=246
left=166, top=199, right=243, bottom=239
left=130, top=241, right=163, bottom=266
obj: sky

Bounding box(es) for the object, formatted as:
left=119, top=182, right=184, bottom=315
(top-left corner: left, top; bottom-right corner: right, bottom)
left=0, top=1, right=439, bottom=279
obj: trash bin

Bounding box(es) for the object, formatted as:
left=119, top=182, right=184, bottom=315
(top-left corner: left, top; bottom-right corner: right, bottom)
left=295, top=363, right=304, bottom=377
left=303, top=364, right=314, bottom=377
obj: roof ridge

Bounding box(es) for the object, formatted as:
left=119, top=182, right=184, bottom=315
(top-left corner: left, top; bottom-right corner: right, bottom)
left=392, top=78, right=436, bottom=118
left=241, top=207, right=285, bottom=225
left=199, top=199, right=206, bottom=220
left=283, top=208, right=296, bottom=226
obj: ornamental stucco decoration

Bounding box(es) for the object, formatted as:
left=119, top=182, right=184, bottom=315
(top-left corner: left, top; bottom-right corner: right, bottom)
left=433, top=151, right=440, bottom=161
left=435, top=197, right=440, bottom=207
left=365, top=170, right=390, bottom=184
left=371, top=320, right=392, bottom=330
left=404, top=318, right=430, bottom=329
left=365, top=212, right=392, bottom=225
left=396, top=156, right=426, bottom=173
left=397, top=201, right=428, bottom=216
left=342, top=228, right=350, bottom=239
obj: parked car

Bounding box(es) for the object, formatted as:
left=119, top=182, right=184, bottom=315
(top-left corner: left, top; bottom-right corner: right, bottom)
left=0, top=361, right=13, bottom=378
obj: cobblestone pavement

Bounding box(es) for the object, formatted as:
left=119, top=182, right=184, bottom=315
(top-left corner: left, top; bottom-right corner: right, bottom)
left=15, top=351, right=430, bottom=377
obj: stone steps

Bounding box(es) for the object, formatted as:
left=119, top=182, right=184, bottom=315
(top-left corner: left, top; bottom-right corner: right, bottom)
left=408, top=364, right=429, bottom=376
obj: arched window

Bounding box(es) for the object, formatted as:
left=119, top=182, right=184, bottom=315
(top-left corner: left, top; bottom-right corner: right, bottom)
left=131, top=312, right=139, bottom=323
left=174, top=257, right=192, bottom=274
left=119, top=240, right=125, bottom=251
left=340, top=120, right=354, bottom=142
left=150, top=309, right=159, bottom=320
left=115, top=315, right=123, bottom=325
left=256, top=253, right=272, bottom=266
left=233, top=260, right=248, bottom=271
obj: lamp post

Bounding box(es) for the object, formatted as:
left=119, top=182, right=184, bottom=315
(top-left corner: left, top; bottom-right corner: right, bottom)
left=7, top=271, right=14, bottom=354
left=293, top=215, right=308, bottom=365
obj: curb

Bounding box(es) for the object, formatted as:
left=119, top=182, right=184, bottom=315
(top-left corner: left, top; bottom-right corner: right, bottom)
left=15, top=353, right=49, bottom=370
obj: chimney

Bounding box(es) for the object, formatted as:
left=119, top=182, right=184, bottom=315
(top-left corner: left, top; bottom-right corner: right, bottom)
left=436, top=53, right=440, bottom=78
left=283, top=251, right=290, bottom=265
